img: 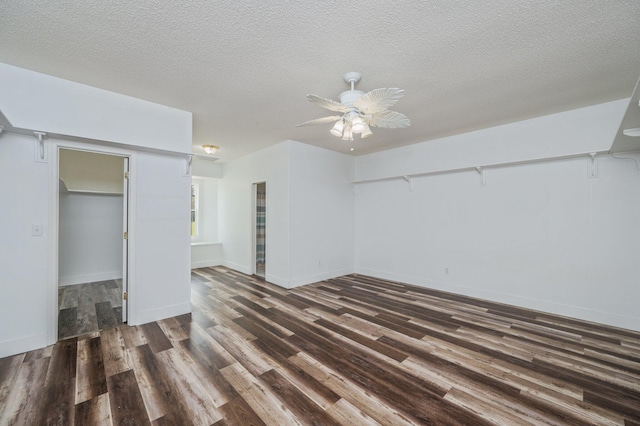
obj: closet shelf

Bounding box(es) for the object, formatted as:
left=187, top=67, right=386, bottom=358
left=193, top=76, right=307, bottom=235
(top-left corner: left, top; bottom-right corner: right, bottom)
left=64, top=189, right=123, bottom=195
left=59, top=178, right=122, bottom=195
left=191, top=241, right=222, bottom=247
left=350, top=150, right=609, bottom=184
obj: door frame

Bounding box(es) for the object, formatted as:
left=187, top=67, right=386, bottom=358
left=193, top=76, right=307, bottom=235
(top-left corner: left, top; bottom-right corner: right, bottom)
left=48, top=140, right=136, bottom=345
left=251, top=181, right=267, bottom=278
left=122, top=156, right=130, bottom=323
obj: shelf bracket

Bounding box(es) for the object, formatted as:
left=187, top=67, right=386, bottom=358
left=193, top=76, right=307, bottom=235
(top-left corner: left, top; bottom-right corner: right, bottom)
left=402, top=175, right=413, bottom=191
left=475, top=167, right=485, bottom=186
left=34, top=131, right=47, bottom=162
left=588, top=152, right=598, bottom=178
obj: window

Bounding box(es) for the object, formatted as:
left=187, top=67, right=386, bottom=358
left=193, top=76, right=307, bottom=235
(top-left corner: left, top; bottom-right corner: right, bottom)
left=191, top=183, right=199, bottom=237
left=190, top=177, right=219, bottom=244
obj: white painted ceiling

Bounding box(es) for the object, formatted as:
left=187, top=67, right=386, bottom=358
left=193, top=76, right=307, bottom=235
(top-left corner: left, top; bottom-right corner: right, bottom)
left=1, top=1, right=639, bottom=162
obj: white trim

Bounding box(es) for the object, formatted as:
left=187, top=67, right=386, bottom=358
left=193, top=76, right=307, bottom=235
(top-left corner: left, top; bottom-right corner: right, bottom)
left=47, top=139, right=58, bottom=347
left=48, top=138, right=137, bottom=346
left=222, top=260, right=252, bottom=276
left=58, top=271, right=122, bottom=287
left=133, top=302, right=191, bottom=326
left=286, top=267, right=355, bottom=289
left=264, top=273, right=289, bottom=288
left=191, top=260, right=222, bottom=269
left=355, top=267, right=640, bottom=332
left=0, top=333, right=48, bottom=359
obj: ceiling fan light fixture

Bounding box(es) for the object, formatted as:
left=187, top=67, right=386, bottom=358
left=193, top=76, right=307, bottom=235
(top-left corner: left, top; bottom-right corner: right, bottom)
left=203, top=145, right=219, bottom=155
left=342, top=122, right=353, bottom=141
left=360, top=123, right=373, bottom=138
left=297, top=72, right=408, bottom=143
left=330, top=119, right=344, bottom=137
left=351, top=115, right=365, bottom=133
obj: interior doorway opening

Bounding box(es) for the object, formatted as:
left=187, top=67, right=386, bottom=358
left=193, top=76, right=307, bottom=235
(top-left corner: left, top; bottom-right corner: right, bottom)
left=254, top=182, right=266, bottom=279
left=57, top=148, right=129, bottom=340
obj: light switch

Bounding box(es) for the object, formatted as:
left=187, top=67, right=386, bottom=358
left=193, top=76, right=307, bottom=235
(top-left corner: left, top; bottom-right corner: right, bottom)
left=32, top=225, right=43, bottom=236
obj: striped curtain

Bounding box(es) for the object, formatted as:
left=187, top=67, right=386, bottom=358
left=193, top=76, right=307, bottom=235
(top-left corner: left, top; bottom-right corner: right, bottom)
left=256, top=186, right=266, bottom=268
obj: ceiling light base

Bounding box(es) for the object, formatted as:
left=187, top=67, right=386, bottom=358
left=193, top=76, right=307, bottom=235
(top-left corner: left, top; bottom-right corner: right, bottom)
left=343, top=72, right=362, bottom=85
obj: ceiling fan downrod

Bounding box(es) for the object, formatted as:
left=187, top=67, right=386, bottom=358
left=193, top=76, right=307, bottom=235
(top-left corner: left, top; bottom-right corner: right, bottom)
left=343, top=72, right=361, bottom=91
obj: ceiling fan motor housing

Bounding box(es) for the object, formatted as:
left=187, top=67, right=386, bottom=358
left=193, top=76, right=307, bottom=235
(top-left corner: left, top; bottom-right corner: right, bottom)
left=339, top=90, right=364, bottom=107
left=296, top=71, right=409, bottom=135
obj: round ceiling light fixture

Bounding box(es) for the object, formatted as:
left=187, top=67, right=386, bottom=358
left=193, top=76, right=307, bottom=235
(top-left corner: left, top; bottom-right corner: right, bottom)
left=203, top=145, right=219, bottom=155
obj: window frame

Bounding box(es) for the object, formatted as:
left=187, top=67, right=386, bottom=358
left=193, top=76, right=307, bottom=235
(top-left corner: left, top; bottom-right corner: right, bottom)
left=191, top=183, right=199, bottom=239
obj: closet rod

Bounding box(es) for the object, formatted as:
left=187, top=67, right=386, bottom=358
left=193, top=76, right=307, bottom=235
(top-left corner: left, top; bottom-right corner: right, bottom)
left=351, top=150, right=608, bottom=184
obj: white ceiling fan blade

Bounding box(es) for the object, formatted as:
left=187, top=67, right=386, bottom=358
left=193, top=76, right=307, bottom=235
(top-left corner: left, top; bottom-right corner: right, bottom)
left=354, top=88, right=405, bottom=114
left=307, top=94, right=350, bottom=113
left=296, top=115, right=342, bottom=127
left=366, top=110, right=411, bottom=129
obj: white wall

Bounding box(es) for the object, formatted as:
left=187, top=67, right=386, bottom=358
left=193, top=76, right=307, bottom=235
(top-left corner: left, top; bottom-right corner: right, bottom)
left=0, top=133, right=50, bottom=357
left=0, top=63, right=194, bottom=357
left=58, top=193, right=123, bottom=286
left=289, top=142, right=355, bottom=286
left=220, top=140, right=356, bottom=288
left=0, top=136, right=194, bottom=358
left=191, top=243, right=223, bottom=268
left=354, top=100, right=640, bottom=331
left=192, top=158, right=223, bottom=178
left=0, top=62, right=192, bottom=153
left=220, top=141, right=291, bottom=285
left=355, top=99, right=627, bottom=180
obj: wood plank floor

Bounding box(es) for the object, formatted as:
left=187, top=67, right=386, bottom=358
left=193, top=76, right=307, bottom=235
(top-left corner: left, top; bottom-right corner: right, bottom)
left=2, top=267, right=640, bottom=425
left=58, top=280, right=124, bottom=340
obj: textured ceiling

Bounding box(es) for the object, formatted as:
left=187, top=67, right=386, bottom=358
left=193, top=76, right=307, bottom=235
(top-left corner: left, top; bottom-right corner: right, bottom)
left=1, top=1, right=639, bottom=162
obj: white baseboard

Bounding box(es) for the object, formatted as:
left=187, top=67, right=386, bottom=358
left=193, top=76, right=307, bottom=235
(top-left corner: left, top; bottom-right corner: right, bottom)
left=191, top=259, right=222, bottom=269
left=265, top=273, right=290, bottom=288
left=355, top=267, right=640, bottom=332
left=0, top=332, right=48, bottom=358
left=131, top=302, right=192, bottom=326
left=218, top=264, right=354, bottom=290
left=287, top=267, right=354, bottom=289
left=58, top=271, right=122, bottom=287
left=221, top=260, right=252, bottom=275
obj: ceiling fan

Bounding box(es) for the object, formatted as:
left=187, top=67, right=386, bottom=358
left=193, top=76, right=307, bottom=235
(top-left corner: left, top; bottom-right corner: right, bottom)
left=296, top=72, right=410, bottom=141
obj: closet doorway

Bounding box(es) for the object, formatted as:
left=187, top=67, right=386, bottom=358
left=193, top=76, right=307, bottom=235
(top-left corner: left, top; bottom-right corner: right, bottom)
left=253, top=182, right=266, bottom=279
left=57, top=148, right=129, bottom=340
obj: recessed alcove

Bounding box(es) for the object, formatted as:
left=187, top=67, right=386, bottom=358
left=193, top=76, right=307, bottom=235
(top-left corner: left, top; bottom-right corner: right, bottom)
left=58, top=148, right=126, bottom=339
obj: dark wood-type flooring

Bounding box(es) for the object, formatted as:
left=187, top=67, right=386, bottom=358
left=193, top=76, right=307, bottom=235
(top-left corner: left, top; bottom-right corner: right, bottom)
left=58, top=280, right=124, bottom=340
left=2, top=267, right=640, bottom=424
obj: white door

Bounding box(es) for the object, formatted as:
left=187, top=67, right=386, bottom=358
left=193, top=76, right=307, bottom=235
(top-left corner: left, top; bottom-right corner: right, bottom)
left=122, top=157, right=129, bottom=322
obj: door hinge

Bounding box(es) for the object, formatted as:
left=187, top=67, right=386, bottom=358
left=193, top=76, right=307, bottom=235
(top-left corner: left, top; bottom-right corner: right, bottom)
left=123, top=292, right=128, bottom=300
left=124, top=231, right=128, bottom=240
left=124, top=171, right=130, bottom=179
